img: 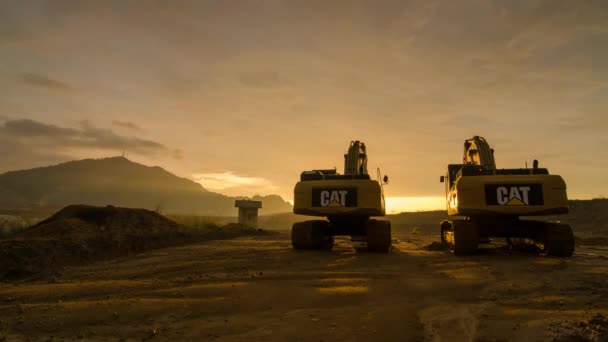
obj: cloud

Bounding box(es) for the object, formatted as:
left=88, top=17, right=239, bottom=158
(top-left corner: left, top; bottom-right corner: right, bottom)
left=192, top=171, right=279, bottom=196
left=0, top=118, right=167, bottom=157
left=80, top=120, right=165, bottom=152
left=3, top=119, right=77, bottom=137
left=172, top=148, right=184, bottom=160
left=238, top=71, right=287, bottom=88
left=20, top=72, right=75, bottom=92
left=1, top=1, right=607, bottom=200
left=0, top=136, right=70, bottom=172
left=112, top=120, right=142, bottom=131
left=555, top=102, right=608, bottom=133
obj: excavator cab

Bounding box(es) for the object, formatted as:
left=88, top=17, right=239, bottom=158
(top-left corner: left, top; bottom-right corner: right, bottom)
left=440, top=164, right=463, bottom=185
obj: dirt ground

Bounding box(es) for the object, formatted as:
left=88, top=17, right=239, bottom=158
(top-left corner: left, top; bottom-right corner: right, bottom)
left=1, top=231, right=607, bottom=342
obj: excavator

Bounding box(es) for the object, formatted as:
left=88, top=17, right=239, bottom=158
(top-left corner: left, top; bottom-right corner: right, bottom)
left=439, top=136, right=574, bottom=256
left=291, top=141, right=391, bottom=252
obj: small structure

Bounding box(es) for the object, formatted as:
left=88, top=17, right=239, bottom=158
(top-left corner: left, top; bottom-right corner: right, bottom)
left=235, top=200, right=262, bottom=227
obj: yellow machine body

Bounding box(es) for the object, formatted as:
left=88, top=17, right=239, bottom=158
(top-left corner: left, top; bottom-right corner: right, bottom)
left=290, top=140, right=392, bottom=253
left=293, top=179, right=385, bottom=217
left=446, top=173, right=569, bottom=217
left=439, top=136, right=574, bottom=257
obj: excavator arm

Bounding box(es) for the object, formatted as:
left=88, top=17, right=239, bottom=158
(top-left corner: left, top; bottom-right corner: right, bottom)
left=344, top=140, right=368, bottom=175
left=463, top=136, right=496, bottom=169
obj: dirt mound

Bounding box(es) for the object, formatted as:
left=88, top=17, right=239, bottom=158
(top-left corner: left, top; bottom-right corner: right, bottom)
left=0, top=205, right=262, bottom=280
left=552, top=314, right=608, bottom=342
left=575, top=236, right=608, bottom=246
left=22, top=205, right=183, bottom=240
left=423, top=241, right=446, bottom=251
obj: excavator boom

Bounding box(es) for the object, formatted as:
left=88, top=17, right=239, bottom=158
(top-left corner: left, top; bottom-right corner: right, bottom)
left=344, top=140, right=368, bottom=175
left=463, top=136, right=496, bottom=169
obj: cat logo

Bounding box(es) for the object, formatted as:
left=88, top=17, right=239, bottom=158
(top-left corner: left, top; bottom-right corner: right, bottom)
left=312, top=188, right=357, bottom=207
left=485, top=184, right=543, bottom=206
left=496, top=186, right=531, bottom=206
left=320, top=190, right=348, bottom=207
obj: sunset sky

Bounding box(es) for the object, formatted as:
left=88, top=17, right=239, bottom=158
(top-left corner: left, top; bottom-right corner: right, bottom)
left=1, top=1, right=607, bottom=212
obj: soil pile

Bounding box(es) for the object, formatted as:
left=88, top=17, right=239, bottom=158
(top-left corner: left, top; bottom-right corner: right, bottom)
left=22, top=204, right=183, bottom=240
left=576, top=236, right=608, bottom=246
left=552, top=313, right=608, bottom=342
left=423, top=241, right=446, bottom=251
left=0, top=205, right=261, bottom=279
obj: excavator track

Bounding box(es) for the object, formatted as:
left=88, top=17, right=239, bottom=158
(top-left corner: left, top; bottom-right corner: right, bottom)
left=505, top=221, right=574, bottom=257
left=440, top=219, right=479, bottom=255
left=366, top=219, right=392, bottom=253
left=291, top=220, right=333, bottom=250
left=536, top=222, right=575, bottom=257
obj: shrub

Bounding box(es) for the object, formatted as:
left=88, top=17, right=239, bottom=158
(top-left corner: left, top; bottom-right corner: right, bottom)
left=0, top=216, right=29, bottom=239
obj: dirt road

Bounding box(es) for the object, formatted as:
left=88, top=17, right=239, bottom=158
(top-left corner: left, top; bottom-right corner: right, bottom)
left=1, top=231, right=607, bottom=341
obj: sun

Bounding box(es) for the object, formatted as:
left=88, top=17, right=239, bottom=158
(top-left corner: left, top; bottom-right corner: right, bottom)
left=384, top=197, right=445, bottom=214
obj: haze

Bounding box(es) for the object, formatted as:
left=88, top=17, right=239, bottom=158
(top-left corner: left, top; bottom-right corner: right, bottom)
left=1, top=0, right=607, bottom=213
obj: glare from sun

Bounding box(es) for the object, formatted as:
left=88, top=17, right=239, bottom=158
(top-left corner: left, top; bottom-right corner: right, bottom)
left=385, top=197, right=444, bottom=214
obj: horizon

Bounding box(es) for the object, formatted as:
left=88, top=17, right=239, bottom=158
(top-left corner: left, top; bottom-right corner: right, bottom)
left=1, top=1, right=607, bottom=213
left=2, top=154, right=605, bottom=214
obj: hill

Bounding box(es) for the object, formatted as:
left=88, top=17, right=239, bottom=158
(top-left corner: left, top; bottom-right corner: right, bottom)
left=0, top=157, right=292, bottom=216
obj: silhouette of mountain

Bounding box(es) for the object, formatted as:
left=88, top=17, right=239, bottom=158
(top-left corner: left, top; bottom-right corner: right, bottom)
left=0, top=157, right=292, bottom=216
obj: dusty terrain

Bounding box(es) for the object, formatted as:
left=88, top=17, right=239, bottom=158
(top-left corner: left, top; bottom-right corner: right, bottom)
left=1, top=230, right=607, bottom=342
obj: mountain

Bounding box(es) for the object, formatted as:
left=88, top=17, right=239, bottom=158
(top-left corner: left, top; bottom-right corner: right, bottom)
left=0, top=157, right=292, bottom=216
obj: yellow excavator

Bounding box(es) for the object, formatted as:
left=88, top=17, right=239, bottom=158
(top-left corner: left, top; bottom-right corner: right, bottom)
left=440, top=136, right=574, bottom=256
left=292, top=141, right=391, bottom=252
